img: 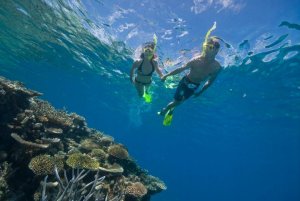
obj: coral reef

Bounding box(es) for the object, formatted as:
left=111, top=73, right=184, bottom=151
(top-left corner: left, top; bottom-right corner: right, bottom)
left=0, top=76, right=166, bottom=201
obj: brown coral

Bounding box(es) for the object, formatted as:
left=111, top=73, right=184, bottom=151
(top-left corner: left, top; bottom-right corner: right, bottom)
left=125, top=182, right=147, bottom=198
left=90, top=148, right=107, bottom=160
left=99, top=163, right=124, bottom=174
left=80, top=138, right=100, bottom=151
left=28, top=155, right=54, bottom=175
left=28, top=154, right=64, bottom=175
left=108, top=144, right=129, bottom=160
left=66, top=153, right=99, bottom=170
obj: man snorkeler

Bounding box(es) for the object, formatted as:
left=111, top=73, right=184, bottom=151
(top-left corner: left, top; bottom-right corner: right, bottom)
left=159, top=22, right=222, bottom=126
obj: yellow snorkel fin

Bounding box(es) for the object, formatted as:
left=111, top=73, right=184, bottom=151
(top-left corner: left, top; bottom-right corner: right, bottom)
left=143, top=92, right=152, bottom=103
left=163, top=109, right=174, bottom=126
left=143, top=85, right=152, bottom=103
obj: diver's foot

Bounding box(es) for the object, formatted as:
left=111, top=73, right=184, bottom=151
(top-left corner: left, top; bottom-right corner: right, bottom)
left=157, top=108, right=167, bottom=116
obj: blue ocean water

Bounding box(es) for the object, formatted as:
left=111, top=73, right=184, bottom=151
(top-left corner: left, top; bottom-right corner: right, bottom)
left=1, top=1, right=300, bottom=201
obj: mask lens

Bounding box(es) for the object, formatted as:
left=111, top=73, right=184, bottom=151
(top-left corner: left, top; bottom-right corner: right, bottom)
left=204, top=42, right=219, bottom=50
left=144, top=46, right=154, bottom=52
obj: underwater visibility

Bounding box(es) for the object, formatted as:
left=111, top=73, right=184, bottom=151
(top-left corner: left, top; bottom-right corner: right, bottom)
left=0, top=0, right=300, bottom=201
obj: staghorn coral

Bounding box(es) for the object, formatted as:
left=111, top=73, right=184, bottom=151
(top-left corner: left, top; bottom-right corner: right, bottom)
left=40, top=167, right=122, bottom=201
left=125, top=182, right=147, bottom=198
left=28, top=154, right=64, bottom=175
left=66, top=153, right=99, bottom=170
left=108, top=144, right=129, bottom=160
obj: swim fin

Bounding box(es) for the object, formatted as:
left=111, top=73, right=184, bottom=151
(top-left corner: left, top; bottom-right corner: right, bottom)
left=163, top=109, right=173, bottom=126
left=143, top=92, right=152, bottom=103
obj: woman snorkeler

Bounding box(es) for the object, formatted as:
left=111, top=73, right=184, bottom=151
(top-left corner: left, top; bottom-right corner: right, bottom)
left=130, top=35, right=163, bottom=102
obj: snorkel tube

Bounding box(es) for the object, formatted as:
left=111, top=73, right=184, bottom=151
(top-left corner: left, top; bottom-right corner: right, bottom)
left=153, top=33, right=158, bottom=52
left=204, top=21, right=217, bottom=45
left=203, top=21, right=232, bottom=49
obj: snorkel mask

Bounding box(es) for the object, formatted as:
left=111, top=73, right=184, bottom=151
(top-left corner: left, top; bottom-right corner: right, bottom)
left=141, top=34, right=158, bottom=59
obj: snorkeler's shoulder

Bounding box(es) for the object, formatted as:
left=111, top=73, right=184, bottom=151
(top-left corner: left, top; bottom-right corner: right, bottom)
left=189, top=56, right=203, bottom=66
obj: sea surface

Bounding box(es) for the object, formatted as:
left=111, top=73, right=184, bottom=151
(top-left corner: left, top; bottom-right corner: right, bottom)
left=0, top=1, right=300, bottom=201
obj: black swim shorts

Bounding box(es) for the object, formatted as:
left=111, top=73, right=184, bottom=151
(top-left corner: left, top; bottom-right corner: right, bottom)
left=174, top=76, right=200, bottom=101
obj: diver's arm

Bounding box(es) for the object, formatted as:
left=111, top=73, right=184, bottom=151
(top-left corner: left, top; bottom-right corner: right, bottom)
left=162, top=61, right=192, bottom=80
left=130, top=61, right=139, bottom=83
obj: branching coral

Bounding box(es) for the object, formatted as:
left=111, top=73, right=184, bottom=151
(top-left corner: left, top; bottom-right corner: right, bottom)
left=41, top=167, right=123, bottom=201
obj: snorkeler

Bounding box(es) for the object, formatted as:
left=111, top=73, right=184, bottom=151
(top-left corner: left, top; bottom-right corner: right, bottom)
left=130, top=35, right=163, bottom=103
left=158, top=22, right=222, bottom=126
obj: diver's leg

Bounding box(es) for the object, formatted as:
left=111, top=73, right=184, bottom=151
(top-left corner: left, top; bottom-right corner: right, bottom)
left=159, top=77, right=186, bottom=116
left=135, top=83, right=144, bottom=97
left=144, top=84, right=151, bottom=94
left=159, top=99, right=182, bottom=116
